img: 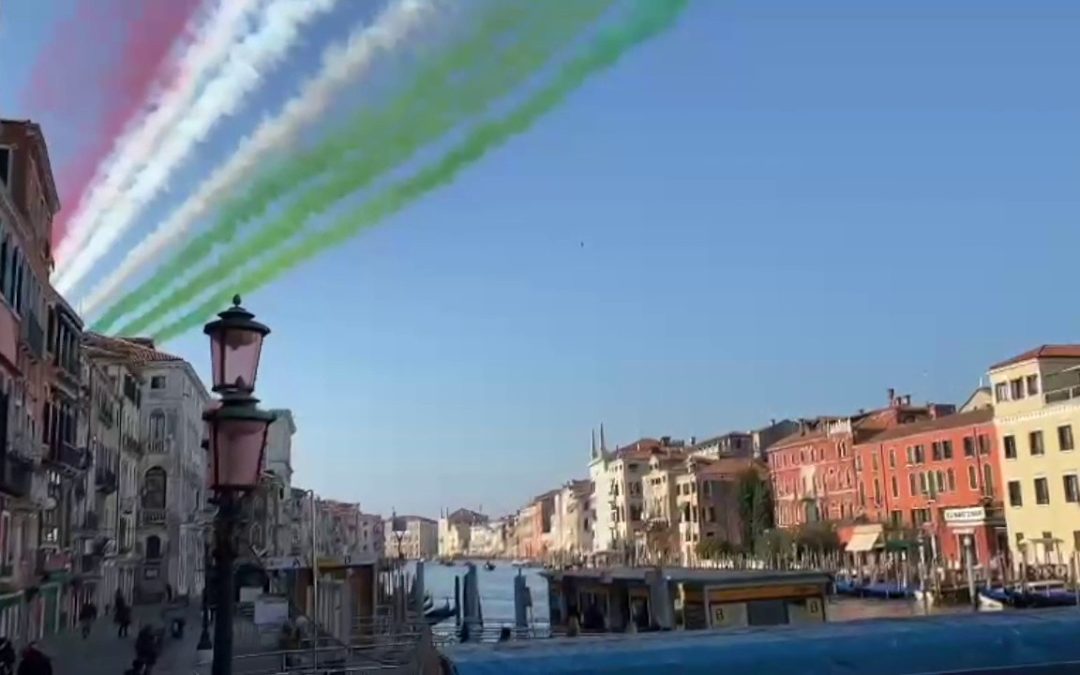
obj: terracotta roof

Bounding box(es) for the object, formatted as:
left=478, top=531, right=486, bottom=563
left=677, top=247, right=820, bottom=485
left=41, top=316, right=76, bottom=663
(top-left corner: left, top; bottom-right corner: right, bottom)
left=83, top=332, right=184, bottom=364
left=989, top=345, right=1080, bottom=371
left=766, top=417, right=845, bottom=451
left=855, top=407, right=994, bottom=445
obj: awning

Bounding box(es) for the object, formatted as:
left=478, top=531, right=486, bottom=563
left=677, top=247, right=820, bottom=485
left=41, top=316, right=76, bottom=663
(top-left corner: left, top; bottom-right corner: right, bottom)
left=845, top=525, right=883, bottom=553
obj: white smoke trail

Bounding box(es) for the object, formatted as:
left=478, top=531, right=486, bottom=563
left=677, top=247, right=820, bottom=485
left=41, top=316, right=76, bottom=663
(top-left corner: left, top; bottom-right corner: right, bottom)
left=76, top=0, right=438, bottom=315
left=55, top=0, right=340, bottom=296
left=53, top=0, right=267, bottom=270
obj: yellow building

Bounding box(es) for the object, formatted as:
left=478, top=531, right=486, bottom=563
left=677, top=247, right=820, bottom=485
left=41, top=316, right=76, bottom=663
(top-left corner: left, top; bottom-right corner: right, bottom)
left=988, top=345, right=1080, bottom=566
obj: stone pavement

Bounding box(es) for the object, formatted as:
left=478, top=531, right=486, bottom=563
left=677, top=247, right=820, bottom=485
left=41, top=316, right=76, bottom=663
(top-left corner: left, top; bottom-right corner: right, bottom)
left=40, top=604, right=203, bottom=675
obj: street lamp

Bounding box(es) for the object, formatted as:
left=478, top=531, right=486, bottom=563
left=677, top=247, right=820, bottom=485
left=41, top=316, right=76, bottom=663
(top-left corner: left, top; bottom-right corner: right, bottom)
left=204, top=296, right=276, bottom=675
left=391, top=510, right=407, bottom=564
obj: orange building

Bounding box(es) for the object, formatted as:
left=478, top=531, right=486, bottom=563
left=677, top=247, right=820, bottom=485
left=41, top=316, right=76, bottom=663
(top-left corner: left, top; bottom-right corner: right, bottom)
left=852, top=405, right=1006, bottom=566
left=767, top=392, right=954, bottom=528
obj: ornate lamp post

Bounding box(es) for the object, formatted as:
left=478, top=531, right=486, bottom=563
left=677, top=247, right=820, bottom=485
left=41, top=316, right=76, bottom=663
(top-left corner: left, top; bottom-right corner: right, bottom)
left=391, top=510, right=407, bottom=565
left=204, top=296, right=276, bottom=675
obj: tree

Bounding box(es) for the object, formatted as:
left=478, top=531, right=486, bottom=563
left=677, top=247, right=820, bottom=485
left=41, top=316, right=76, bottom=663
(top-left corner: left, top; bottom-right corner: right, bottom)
left=735, top=466, right=775, bottom=552
left=794, top=520, right=841, bottom=554
left=755, top=527, right=794, bottom=559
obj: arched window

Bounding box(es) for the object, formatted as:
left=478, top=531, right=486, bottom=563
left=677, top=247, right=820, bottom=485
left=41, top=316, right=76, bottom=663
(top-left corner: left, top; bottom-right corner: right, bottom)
left=143, top=467, right=167, bottom=509
left=146, top=535, right=162, bottom=560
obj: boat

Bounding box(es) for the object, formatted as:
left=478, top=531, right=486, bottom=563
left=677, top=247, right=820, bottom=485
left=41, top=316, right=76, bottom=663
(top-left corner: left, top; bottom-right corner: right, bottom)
left=424, top=599, right=456, bottom=625
left=440, top=558, right=455, bottom=567
left=441, top=608, right=1080, bottom=674
left=484, top=561, right=496, bottom=571
left=980, top=581, right=1079, bottom=609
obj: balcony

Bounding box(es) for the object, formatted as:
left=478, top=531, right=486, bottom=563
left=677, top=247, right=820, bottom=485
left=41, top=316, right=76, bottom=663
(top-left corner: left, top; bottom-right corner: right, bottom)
left=8, top=432, right=39, bottom=463
left=140, top=508, right=167, bottom=527
left=50, top=442, right=90, bottom=472
left=76, top=511, right=101, bottom=534
left=95, top=467, right=117, bottom=494
left=21, top=311, right=44, bottom=361
left=0, top=455, right=32, bottom=498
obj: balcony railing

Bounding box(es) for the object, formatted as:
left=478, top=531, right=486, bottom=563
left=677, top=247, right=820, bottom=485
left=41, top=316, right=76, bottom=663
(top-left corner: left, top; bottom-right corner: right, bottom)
left=95, top=467, right=117, bottom=494
left=0, top=455, right=32, bottom=498
left=51, top=442, right=90, bottom=471
left=1045, top=385, right=1080, bottom=405
left=140, top=508, right=167, bottom=527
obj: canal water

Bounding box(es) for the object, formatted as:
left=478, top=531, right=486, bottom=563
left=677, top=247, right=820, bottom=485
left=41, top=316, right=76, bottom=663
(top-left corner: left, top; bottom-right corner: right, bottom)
left=411, top=561, right=975, bottom=627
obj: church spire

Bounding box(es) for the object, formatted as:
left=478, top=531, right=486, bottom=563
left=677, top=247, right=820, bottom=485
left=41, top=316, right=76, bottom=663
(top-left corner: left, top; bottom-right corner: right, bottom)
left=600, top=423, right=607, bottom=453
left=591, top=428, right=598, bottom=459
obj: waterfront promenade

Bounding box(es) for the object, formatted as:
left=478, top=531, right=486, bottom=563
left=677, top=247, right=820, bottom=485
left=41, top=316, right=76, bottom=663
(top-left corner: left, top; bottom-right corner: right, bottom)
left=40, top=604, right=202, bottom=674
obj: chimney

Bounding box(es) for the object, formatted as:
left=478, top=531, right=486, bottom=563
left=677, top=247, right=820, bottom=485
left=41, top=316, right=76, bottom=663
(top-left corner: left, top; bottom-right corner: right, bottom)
left=928, top=403, right=937, bottom=419
left=887, top=388, right=895, bottom=405
left=770, top=418, right=776, bottom=427
left=661, top=436, right=671, bottom=446
left=799, top=420, right=807, bottom=435
left=903, top=394, right=912, bottom=406
left=689, top=436, right=696, bottom=445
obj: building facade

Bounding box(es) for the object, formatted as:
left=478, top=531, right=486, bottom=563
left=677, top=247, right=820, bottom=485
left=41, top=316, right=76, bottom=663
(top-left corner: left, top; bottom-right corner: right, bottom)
left=988, top=345, right=1080, bottom=566
left=384, top=515, right=437, bottom=560
left=676, top=457, right=761, bottom=564
left=768, top=395, right=955, bottom=528
left=852, top=405, right=1005, bottom=566
left=0, top=119, right=96, bottom=640
left=437, top=508, right=487, bottom=558
left=552, top=479, right=592, bottom=560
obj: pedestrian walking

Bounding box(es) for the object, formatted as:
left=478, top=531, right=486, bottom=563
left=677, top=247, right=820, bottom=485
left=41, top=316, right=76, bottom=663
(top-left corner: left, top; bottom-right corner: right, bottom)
left=134, top=625, right=159, bottom=669
left=16, top=642, right=51, bottom=675
left=78, top=601, right=98, bottom=639
left=115, top=601, right=132, bottom=638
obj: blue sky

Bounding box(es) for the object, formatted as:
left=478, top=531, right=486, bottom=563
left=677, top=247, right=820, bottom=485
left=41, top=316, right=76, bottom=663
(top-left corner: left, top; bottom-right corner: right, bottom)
left=3, top=1, right=1080, bottom=517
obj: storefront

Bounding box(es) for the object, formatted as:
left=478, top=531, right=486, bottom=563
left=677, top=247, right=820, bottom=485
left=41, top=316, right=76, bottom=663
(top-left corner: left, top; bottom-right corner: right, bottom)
left=941, top=505, right=1006, bottom=569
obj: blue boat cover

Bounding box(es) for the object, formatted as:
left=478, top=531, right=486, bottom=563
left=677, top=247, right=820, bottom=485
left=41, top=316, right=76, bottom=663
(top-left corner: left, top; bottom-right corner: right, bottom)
left=445, top=609, right=1080, bottom=675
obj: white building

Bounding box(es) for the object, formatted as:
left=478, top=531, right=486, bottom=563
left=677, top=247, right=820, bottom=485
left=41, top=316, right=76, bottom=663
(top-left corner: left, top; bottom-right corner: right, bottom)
left=553, top=479, right=593, bottom=559
left=129, top=339, right=211, bottom=601
left=264, top=409, right=296, bottom=557
left=384, top=516, right=438, bottom=560
left=438, top=508, right=487, bottom=558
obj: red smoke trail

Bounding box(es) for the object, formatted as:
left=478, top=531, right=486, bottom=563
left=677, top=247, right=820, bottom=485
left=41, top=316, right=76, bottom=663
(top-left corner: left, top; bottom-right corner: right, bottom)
left=34, top=0, right=202, bottom=246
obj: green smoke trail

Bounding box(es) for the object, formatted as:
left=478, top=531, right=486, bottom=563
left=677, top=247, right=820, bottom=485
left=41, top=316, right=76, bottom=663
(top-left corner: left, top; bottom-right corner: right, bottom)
left=95, top=0, right=601, bottom=333
left=114, top=0, right=614, bottom=336
left=152, top=0, right=688, bottom=342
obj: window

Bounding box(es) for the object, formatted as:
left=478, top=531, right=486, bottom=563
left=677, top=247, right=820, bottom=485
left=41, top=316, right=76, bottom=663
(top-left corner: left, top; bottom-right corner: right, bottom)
left=968, top=465, right=978, bottom=490
left=963, top=436, right=975, bottom=457
left=0, top=147, right=9, bottom=187
left=946, top=468, right=955, bottom=491
left=995, top=382, right=1009, bottom=402
left=1059, top=425, right=1074, bottom=452
left=1004, top=435, right=1017, bottom=459
left=1063, top=474, right=1079, bottom=504
left=150, top=375, right=166, bottom=390
left=909, top=474, right=917, bottom=496
left=942, top=440, right=953, bottom=460
left=978, top=434, right=990, bottom=455
left=1029, top=431, right=1044, bottom=456
left=1034, top=477, right=1050, bottom=505
left=871, top=453, right=879, bottom=472
left=145, top=535, right=162, bottom=560
left=1008, top=480, right=1023, bottom=507
left=891, top=476, right=899, bottom=499
left=888, top=448, right=896, bottom=468
left=1026, top=375, right=1039, bottom=396
left=1010, top=378, right=1025, bottom=400
left=983, top=464, right=994, bottom=495
left=931, top=442, right=942, bottom=461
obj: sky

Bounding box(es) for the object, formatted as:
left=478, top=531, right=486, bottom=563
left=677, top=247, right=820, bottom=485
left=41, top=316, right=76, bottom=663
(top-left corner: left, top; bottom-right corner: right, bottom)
left=2, top=1, right=1080, bottom=518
